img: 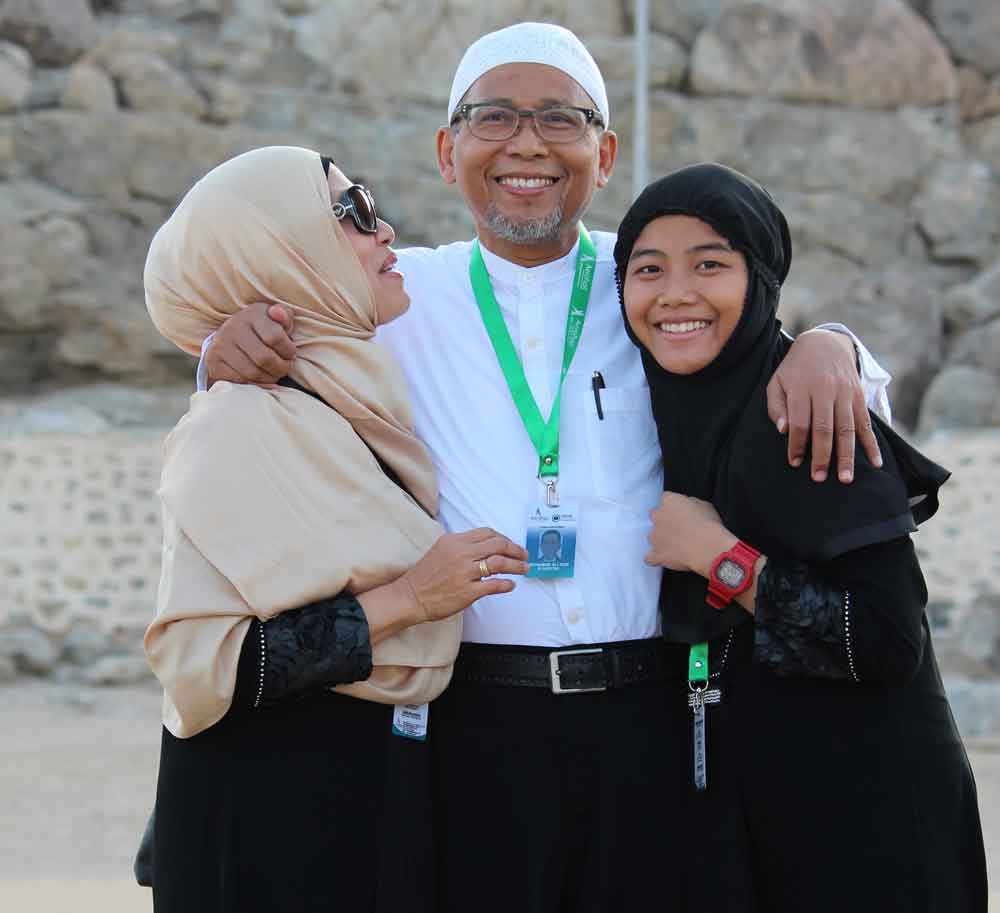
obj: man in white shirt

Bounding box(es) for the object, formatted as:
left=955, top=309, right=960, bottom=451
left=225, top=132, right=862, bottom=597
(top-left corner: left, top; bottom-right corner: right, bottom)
left=192, top=22, right=891, bottom=912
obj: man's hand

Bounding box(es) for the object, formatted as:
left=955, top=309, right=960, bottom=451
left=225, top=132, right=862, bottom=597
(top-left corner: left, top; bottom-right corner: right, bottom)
left=205, top=303, right=297, bottom=387
left=766, top=329, right=882, bottom=483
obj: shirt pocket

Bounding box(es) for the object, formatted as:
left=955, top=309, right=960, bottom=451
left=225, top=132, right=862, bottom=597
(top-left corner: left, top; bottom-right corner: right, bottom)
left=584, top=386, right=662, bottom=506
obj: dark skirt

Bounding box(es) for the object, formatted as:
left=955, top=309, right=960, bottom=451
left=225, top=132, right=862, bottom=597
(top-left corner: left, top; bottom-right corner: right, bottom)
left=152, top=690, right=434, bottom=913
left=680, top=621, right=987, bottom=913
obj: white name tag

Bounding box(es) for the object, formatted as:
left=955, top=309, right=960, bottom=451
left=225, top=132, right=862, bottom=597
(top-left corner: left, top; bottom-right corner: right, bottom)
left=525, top=500, right=578, bottom=578
left=392, top=702, right=429, bottom=741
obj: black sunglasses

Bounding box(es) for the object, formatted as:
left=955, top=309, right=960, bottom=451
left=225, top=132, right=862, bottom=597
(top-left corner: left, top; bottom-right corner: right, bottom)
left=320, top=154, right=378, bottom=234
left=333, top=184, right=378, bottom=234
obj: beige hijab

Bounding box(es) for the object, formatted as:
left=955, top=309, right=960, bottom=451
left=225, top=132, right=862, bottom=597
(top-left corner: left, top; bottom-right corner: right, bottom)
left=143, top=146, right=460, bottom=738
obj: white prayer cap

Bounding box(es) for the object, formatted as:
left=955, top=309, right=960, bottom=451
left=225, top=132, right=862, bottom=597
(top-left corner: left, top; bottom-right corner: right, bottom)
left=447, top=22, right=610, bottom=128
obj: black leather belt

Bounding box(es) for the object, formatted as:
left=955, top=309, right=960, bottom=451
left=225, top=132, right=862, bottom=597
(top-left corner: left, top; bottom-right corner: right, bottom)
left=453, top=638, right=675, bottom=694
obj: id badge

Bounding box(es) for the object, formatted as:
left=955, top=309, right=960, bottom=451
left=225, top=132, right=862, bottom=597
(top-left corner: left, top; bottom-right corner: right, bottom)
left=392, top=703, right=429, bottom=741
left=525, top=500, right=578, bottom=578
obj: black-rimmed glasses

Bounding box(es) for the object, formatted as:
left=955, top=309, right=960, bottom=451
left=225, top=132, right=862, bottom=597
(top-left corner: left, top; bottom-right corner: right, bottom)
left=333, top=184, right=378, bottom=234
left=451, top=103, right=604, bottom=144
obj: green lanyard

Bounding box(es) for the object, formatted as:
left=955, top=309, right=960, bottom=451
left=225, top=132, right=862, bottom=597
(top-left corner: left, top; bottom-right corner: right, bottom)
left=469, top=226, right=596, bottom=504
left=688, top=642, right=708, bottom=684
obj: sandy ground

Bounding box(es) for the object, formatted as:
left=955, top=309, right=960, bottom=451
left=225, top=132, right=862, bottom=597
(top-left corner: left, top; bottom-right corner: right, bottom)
left=1, top=679, right=997, bottom=913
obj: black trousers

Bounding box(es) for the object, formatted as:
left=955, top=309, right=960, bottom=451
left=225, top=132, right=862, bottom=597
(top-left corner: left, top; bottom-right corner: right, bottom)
left=430, top=642, right=693, bottom=913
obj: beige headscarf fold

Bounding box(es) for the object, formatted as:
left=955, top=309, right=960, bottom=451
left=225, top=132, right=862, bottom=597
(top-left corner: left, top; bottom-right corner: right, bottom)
left=143, top=146, right=460, bottom=738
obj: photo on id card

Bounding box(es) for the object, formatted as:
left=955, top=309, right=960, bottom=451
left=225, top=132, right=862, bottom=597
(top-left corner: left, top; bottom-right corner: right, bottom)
left=525, top=501, right=577, bottom=578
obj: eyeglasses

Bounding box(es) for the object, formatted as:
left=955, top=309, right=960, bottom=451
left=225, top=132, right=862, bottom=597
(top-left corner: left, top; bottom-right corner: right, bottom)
left=451, top=103, right=604, bottom=144
left=332, top=184, right=378, bottom=234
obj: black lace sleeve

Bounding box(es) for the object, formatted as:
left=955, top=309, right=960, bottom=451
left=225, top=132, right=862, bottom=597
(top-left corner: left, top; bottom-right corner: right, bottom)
left=753, top=537, right=928, bottom=686
left=230, top=593, right=373, bottom=712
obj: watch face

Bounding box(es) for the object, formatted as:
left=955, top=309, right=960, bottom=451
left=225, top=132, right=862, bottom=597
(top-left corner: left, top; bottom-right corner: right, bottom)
left=715, top=558, right=746, bottom=589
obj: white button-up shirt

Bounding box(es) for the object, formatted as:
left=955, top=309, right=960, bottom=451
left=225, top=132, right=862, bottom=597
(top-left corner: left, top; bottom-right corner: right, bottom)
left=200, top=230, right=891, bottom=647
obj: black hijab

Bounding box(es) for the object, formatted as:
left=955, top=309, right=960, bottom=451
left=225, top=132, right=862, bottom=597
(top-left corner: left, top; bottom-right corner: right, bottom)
left=614, top=163, right=949, bottom=644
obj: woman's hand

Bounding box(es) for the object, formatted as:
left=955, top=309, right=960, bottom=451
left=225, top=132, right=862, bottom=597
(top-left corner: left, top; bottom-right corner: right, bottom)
left=399, top=528, right=530, bottom=623
left=645, top=493, right=735, bottom=575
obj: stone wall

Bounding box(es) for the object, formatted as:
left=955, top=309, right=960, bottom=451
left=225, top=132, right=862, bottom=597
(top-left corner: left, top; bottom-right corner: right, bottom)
left=0, top=0, right=996, bottom=427
left=0, top=1, right=999, bottom=726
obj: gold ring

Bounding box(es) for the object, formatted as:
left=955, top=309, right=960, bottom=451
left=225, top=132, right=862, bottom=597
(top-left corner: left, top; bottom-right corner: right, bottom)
left=478, top=558, right=490, bottom=578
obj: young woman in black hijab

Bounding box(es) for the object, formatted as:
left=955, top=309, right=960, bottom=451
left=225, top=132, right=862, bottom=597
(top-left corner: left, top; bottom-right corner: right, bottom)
left=614, top=163, right=987, bottom=913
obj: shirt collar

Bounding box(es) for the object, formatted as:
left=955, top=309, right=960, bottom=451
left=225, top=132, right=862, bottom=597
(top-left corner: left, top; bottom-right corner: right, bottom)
left=476, top=233, right=582, bottom=285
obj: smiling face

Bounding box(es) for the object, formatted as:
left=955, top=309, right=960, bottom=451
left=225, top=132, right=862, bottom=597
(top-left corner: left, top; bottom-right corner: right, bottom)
left=325, top=164, right=409, bottom=325
left=436, top=63, right=617, bottom=266
left=623, top=215, right=749, bottom=375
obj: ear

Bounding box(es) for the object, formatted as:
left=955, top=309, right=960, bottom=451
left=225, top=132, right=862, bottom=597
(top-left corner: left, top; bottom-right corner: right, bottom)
left=436, top=125, right=457, bottom=185
left=596, top=129, right=618, bottom=189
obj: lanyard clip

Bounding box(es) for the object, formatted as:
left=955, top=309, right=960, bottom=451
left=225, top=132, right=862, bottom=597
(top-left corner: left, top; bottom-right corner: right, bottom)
left=543, top=477, right=559, bottom=508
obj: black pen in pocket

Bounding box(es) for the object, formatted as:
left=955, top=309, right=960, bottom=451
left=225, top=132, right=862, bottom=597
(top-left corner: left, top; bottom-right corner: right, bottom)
left=592, top=371, right=605, bottom=420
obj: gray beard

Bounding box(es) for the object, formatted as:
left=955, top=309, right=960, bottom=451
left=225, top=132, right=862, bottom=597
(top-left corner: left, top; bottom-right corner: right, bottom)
left=483, top=203, right=565, bottom=245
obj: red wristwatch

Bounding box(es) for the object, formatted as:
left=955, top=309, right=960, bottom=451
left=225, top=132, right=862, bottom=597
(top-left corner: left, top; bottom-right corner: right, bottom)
left=706, top=541, right=762, bottom=609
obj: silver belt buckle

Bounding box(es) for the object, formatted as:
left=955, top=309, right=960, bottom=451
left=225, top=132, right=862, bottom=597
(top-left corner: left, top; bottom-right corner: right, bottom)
left=549, top=648, right=606, bottom=694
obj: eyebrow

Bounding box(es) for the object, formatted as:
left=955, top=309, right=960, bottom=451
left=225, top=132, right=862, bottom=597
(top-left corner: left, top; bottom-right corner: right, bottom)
left=629, top=241, right=734, bottom=261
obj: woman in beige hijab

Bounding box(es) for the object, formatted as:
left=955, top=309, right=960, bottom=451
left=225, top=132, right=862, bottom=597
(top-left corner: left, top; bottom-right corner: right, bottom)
left=142, top=146, right=528, bottom=913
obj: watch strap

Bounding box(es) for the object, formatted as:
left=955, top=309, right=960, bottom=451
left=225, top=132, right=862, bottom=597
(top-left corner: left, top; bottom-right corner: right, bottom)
left=706, top=540, right=762, bottom=609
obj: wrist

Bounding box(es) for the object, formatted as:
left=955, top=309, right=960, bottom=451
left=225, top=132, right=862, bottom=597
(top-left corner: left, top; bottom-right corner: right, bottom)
left=692, top=530, right=738, bottom=580
left=357, top=578, right=424, bottom=643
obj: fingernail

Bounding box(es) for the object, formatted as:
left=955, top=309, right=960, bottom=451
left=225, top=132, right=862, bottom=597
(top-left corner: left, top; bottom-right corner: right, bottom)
left=813, top=470, right=827, bottom=482
left=874, top=452, right=883, bottom=468
left=839, top=469, right=853, bottom=483
left=790, top=457, right=802, bottom=467
left=776, top=417, right=787, bottom=433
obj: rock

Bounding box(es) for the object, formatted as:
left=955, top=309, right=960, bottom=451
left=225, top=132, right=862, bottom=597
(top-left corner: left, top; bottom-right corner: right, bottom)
left=931, top=0, right=1000, bottom=76
left=819, top=268, right=943, bottom=426
left=82, top=654, right=152, bottom=686
left=143, top=0, right=224, bottom=20
left=292, top=2, right=451, bottom=105
left=61, top=619, right=112, bottom=666
left=966, top=114, right=1000, bottom=171
left=588, top=33, right=688, bottom=89
left=0, top=177, right=83, bottom=226
left=560, top=0, right=628, bottom=40
left=957, top=590, right=1000, bottom=675
left=61, top=62, right=117, bottom=113
left=776, top=248, right=864, bottom=332
left=0, top=0, right=98, bottom=66
left=774, top=190, right=910, bottom=267
left=52, top=283, right=198, bottom=381
left=21, top=65, right=64, bottom=110
left=917, top=365, right=1000, bottom=432
left=942, top=678, right=1000, bottom=738
left=645, top=0, right=723, bottom=47
left=12, top=110, right=134, bottom=205
left=690, top=0, right=957, bottom=109
left=87, top=26, right=184, bottom=67
left=0, top=626, right=58, bottom=674
left=911, top=159, right=1000, bottom=267
left=0, top=222, right=53, bottom=329
left=644, top=91, right=961, bottom=202
left=0, top=331, right=53, bottom=386
left=103, top=52, right=207, bottom=118
left=0, top=38, right=31, bottom=112
left=956, top=66, right=1000, bottom=122
left=948, top=315, right=1000, bottom=374
left=0, top=654, right=17, bottom=681
left=196, top=74, right=249, bottom=124
left=943, top=261, right=1000, bottom=332
left=124, top=113, right=281, bottom=203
